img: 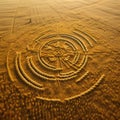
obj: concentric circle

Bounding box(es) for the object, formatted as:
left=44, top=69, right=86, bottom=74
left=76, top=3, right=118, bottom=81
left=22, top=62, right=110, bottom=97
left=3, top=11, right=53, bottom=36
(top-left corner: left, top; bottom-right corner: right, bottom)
left=7, top=26, right=104, bottom=101
left=38, top=37, right=87, bottom=80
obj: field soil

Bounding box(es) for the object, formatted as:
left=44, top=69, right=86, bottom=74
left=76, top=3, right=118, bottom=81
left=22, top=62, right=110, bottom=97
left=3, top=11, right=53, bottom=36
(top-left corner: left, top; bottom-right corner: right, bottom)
left=0, top=0, right=120, bottom=119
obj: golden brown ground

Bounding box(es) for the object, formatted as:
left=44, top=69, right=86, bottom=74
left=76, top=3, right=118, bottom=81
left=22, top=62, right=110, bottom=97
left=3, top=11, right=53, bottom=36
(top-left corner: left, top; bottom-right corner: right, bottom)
left=0, top=0, right=120, bottom=119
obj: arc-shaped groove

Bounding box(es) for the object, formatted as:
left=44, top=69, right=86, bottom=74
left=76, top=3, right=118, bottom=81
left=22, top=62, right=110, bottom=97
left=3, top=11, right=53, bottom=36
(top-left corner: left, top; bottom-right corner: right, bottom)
left=7, top=51, right=15, bottom=82
left=42, top=57, right=62, bottom=70
left=34, top=30, right=51, bottom=42
left=28, top=57, right=77, bottom=81
left=75, top=71, right=89, bottom=83
left=73, top=55, right=88, bottom=75
left=60, top=55, right=88, bottom=77
left=59, top=34, right=88, bottom=52
left=29, top=57, right=54, bottom=78
left=73, top=52, right=80, bottom=64
left=15, top=53, right=44, bottom=90
left=38, top=55, right=58, bottom=71
left=60, top=71, right=74, bottom=76
left=59, top=73, right=77, bottom=80
left=73, top=31, right=93, bottom=47
left=74, top=54, right=88, bottom=76
left=27, top=57, right=55, bottom=80
left=33, top=30, right=54, bottom=48
left=62, top=59, right=78, bottom=70
left=36, top=97, right=62, bottom=102
left=74, top=29, right=97, bottom=43
left=65, top=74, right=105, bottom=101
left=39, top=42, right=57, bottom=70
left=42, top=34, right=57, bottom=39
left=64, top=41, right=79, bottom=64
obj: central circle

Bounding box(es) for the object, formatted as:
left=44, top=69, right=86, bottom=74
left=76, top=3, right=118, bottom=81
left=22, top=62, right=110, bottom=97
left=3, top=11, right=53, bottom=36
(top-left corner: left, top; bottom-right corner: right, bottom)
left=39, top=39, right=78, bottom=71
left=54, top=48, right=63, bottom=57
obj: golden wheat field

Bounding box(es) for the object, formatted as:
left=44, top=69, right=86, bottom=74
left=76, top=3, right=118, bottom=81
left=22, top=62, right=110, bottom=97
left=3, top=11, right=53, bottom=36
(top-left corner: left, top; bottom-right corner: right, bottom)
left=0, top=0, right=120, bottom=119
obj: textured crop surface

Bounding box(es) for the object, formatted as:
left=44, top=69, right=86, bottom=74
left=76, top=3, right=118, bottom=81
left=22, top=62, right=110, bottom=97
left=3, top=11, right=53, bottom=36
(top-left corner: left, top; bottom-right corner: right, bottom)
left=0, top=0, right=120, bottom=120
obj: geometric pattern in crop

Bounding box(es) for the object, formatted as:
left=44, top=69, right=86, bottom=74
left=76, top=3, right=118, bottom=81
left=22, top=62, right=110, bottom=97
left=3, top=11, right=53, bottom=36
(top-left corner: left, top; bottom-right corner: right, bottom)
left=7, top=27, right=105, bottom=102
